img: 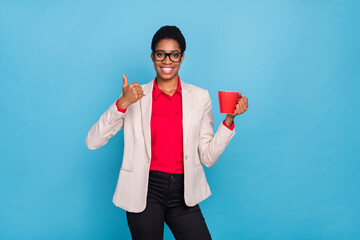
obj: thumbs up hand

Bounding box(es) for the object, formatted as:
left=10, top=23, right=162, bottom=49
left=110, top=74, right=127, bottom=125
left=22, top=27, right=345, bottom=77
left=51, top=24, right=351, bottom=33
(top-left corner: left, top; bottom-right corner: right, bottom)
left=116, top=74, right=144, bottom=109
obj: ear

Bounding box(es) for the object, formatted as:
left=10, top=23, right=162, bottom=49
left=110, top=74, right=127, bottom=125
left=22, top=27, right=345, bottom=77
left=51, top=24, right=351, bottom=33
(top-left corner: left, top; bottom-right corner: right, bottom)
left=151, top=52, right=154, bottom=62
left=180, top=54, right=185, bottom=63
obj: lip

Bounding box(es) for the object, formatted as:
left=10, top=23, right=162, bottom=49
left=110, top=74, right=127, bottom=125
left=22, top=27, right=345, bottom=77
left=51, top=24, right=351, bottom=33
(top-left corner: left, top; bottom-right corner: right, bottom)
left=160, top=66, right=175, bottom=74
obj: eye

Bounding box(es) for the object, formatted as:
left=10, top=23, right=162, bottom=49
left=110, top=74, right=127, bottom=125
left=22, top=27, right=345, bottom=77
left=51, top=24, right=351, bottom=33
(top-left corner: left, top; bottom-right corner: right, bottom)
left=172, top=53, right=180, bottom=58
left=156, top=52, right=164, bottom=57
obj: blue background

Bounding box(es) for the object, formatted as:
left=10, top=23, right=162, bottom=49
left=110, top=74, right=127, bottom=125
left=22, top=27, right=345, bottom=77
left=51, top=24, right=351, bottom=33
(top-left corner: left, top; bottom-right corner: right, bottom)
left=1, top=0, right=359, bottom=239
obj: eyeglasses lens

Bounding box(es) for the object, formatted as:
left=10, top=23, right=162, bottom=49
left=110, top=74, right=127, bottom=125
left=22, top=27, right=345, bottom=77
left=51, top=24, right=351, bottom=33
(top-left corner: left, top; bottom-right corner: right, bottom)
left=170, top=53, right=181, bottom=62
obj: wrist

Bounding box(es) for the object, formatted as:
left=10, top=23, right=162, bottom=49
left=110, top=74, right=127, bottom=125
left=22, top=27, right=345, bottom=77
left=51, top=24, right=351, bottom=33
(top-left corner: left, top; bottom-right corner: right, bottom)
left=117, top=97, right=129, bottom=109
left=224, top=115, right=234, bottom=127
left=226, top=114, right=235, bottom=121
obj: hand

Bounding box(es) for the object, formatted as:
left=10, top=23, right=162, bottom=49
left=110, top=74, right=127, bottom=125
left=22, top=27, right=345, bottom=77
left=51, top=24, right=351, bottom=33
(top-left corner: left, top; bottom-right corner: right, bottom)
left=229, top=95, right=248, bottom=117
left=116, top=74, right=144, bottom=109
left=224, top=95, right=248, bottom=126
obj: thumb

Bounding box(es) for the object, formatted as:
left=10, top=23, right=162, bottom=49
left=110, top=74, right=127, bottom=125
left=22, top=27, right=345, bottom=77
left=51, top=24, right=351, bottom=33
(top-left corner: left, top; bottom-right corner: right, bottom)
left=122, top=74, right=128, bottom=88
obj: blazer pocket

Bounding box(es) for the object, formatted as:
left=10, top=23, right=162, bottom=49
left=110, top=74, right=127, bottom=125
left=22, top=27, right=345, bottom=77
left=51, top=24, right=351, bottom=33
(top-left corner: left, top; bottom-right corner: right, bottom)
left=193, top=157, right=202, bottom=168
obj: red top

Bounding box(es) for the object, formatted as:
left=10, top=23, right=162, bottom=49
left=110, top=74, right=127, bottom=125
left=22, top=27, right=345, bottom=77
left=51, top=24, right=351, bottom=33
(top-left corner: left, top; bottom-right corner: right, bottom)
left=115, top=77, right=234, bottom=174
left=150, top=78, right=184, bottom=173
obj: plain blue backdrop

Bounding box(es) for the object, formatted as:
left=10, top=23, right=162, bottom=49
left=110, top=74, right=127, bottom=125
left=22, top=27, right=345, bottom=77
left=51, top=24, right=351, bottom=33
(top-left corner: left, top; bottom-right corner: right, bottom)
left=1, top=0, right=359, bottom=239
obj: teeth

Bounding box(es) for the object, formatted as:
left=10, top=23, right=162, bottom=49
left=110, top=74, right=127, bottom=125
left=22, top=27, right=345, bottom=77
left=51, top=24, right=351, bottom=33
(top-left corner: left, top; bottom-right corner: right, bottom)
left=162, top=68, right=173, bottom=70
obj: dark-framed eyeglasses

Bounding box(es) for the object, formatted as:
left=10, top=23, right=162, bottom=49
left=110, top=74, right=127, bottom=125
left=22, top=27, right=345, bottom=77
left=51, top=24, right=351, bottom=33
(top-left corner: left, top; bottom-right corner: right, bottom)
left=152, top=51, right=183, bottom=63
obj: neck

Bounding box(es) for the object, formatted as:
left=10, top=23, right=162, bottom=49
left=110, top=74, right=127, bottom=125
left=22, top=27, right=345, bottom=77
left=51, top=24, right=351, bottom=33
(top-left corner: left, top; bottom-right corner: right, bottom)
left=156, top=75, right=179, bottom=92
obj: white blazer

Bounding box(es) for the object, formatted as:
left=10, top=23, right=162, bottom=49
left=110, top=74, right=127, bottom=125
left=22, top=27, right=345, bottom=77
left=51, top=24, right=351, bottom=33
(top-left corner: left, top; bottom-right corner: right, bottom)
left=86, top=79, right=235, bottom=213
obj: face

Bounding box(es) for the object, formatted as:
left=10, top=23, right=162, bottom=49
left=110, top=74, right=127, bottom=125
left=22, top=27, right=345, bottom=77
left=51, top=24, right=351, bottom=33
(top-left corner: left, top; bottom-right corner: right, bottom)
left=151, top=38, right=185, bottom=82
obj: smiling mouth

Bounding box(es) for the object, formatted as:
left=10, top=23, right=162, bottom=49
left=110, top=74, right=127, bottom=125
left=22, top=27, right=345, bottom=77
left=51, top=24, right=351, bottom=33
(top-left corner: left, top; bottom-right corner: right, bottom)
left=160, top=67, right=174, bottom=74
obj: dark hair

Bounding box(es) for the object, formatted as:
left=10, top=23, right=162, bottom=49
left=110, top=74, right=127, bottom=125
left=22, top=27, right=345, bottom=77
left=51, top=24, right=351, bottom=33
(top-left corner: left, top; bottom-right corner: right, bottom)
left=151, top=25, right=186, bottom=54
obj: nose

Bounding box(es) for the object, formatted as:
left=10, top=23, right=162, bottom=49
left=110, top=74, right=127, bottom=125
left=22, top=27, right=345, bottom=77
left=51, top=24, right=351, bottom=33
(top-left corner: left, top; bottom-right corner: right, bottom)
left=163, top=54, right=172, bottom=64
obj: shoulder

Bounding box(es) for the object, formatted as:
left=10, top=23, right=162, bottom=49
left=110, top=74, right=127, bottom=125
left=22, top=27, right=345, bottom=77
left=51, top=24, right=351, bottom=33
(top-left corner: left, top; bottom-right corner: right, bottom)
left=182, top=81, right=212, bottom=111
left=140, top=80, right=155, bottom=94
left=140, top=80, right=153, bottom=88
left=181, top=81, right=209, bottom=97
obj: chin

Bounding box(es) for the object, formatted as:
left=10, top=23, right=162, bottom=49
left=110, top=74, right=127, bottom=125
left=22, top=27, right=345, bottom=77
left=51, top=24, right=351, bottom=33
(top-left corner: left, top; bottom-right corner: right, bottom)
left=157, top=72, right=178, bottom=81
left=161, top=74, right=176, bottom=80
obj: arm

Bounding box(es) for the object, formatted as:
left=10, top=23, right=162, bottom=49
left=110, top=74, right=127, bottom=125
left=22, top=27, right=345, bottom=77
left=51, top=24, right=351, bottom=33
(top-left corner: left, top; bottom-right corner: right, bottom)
left=198, top=90, right=236, bottom=167
left=85, top=74, right=144, bottom=150
left=85, top=101, right=126, bottom=150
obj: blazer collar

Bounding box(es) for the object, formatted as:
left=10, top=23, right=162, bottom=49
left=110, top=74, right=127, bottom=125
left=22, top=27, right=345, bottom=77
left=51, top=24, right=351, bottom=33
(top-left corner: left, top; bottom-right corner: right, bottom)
left=152, top=77, right=182, bottom=100
left=142, top=77, right=192, bottom=96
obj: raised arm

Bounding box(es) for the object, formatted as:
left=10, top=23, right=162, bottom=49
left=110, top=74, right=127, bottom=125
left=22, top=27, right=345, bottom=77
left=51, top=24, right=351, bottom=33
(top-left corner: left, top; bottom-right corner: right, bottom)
left=85, top=74, right=144, bottom=150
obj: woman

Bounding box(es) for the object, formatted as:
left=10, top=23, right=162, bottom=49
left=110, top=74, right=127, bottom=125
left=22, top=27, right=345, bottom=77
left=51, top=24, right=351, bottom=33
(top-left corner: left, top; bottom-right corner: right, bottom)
left=86, top=26, right=248, bottom=240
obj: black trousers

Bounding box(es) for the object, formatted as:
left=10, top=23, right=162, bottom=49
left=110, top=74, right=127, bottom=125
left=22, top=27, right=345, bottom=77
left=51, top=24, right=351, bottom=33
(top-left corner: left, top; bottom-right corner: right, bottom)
left=126, top=170, right=212, bottom=240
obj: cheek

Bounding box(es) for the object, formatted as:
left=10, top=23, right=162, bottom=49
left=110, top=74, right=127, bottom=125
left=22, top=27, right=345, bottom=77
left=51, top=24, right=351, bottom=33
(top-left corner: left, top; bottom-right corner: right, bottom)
left=154, top=63, right=161, bottom=70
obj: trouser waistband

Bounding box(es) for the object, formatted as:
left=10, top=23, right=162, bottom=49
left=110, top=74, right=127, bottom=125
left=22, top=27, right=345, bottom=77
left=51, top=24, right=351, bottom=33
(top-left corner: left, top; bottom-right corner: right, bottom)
left=149, top=170, right=184, bottom=180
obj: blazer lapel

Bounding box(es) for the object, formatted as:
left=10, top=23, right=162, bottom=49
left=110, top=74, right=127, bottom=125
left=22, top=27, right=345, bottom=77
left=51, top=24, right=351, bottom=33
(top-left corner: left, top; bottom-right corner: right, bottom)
left=181, top=81, right=193, bottom=149
left=140, top=79, right=192, bottom=160
left=140, top=80, right=154, bottom=161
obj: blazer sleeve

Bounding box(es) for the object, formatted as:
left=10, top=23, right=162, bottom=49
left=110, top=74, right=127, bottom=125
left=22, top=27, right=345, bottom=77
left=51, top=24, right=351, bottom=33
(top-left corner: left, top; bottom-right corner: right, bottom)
left=198, top=90, right=235, bottom=167
left=86, top=100, right=126, bottom=150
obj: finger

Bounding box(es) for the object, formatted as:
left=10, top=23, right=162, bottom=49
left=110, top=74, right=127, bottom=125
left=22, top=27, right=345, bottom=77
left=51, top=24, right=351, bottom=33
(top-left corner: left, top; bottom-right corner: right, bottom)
left=135, top=88, right=143, bottom=95
left=244, top=97, right=248, bottom=108
left=132, top=87, right=142, bottom=95
left=134, top=85, right=142, bottom=91
left=132, top=87, right=143, bottom=97
left=234, top=104, right=240, bottom=115
left=240, top=97, right=247, bottom=108
left=122, top=74, right=128, bottom=88
left=135, top=90, right=144, bottom=100
left=239, top=101, right=246, bottom=113
left=235, top=103, right=243, bottom=114
left=243, top=102, right=248, bottom=113
left=129, top=82, right=140, bottom=88
left=132, top=87, right=138, bottom=96
left=239, top=99, right=245, bottom=109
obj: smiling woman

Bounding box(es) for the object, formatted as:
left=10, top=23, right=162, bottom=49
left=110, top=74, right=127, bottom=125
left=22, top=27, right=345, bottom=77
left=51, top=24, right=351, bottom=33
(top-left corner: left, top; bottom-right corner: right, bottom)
left=150, top=38, right=184, bottom=95
left=86, top=25, right=248, bottom=240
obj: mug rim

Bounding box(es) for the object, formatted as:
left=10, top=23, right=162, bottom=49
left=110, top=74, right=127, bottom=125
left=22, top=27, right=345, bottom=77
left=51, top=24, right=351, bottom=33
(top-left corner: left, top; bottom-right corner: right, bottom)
left=218, top=90, right=239, bottom=93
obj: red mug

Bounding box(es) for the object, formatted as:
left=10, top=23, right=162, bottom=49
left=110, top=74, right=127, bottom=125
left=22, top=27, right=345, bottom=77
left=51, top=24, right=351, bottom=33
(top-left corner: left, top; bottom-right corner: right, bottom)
left=218, top=91, right=242, bottom=114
